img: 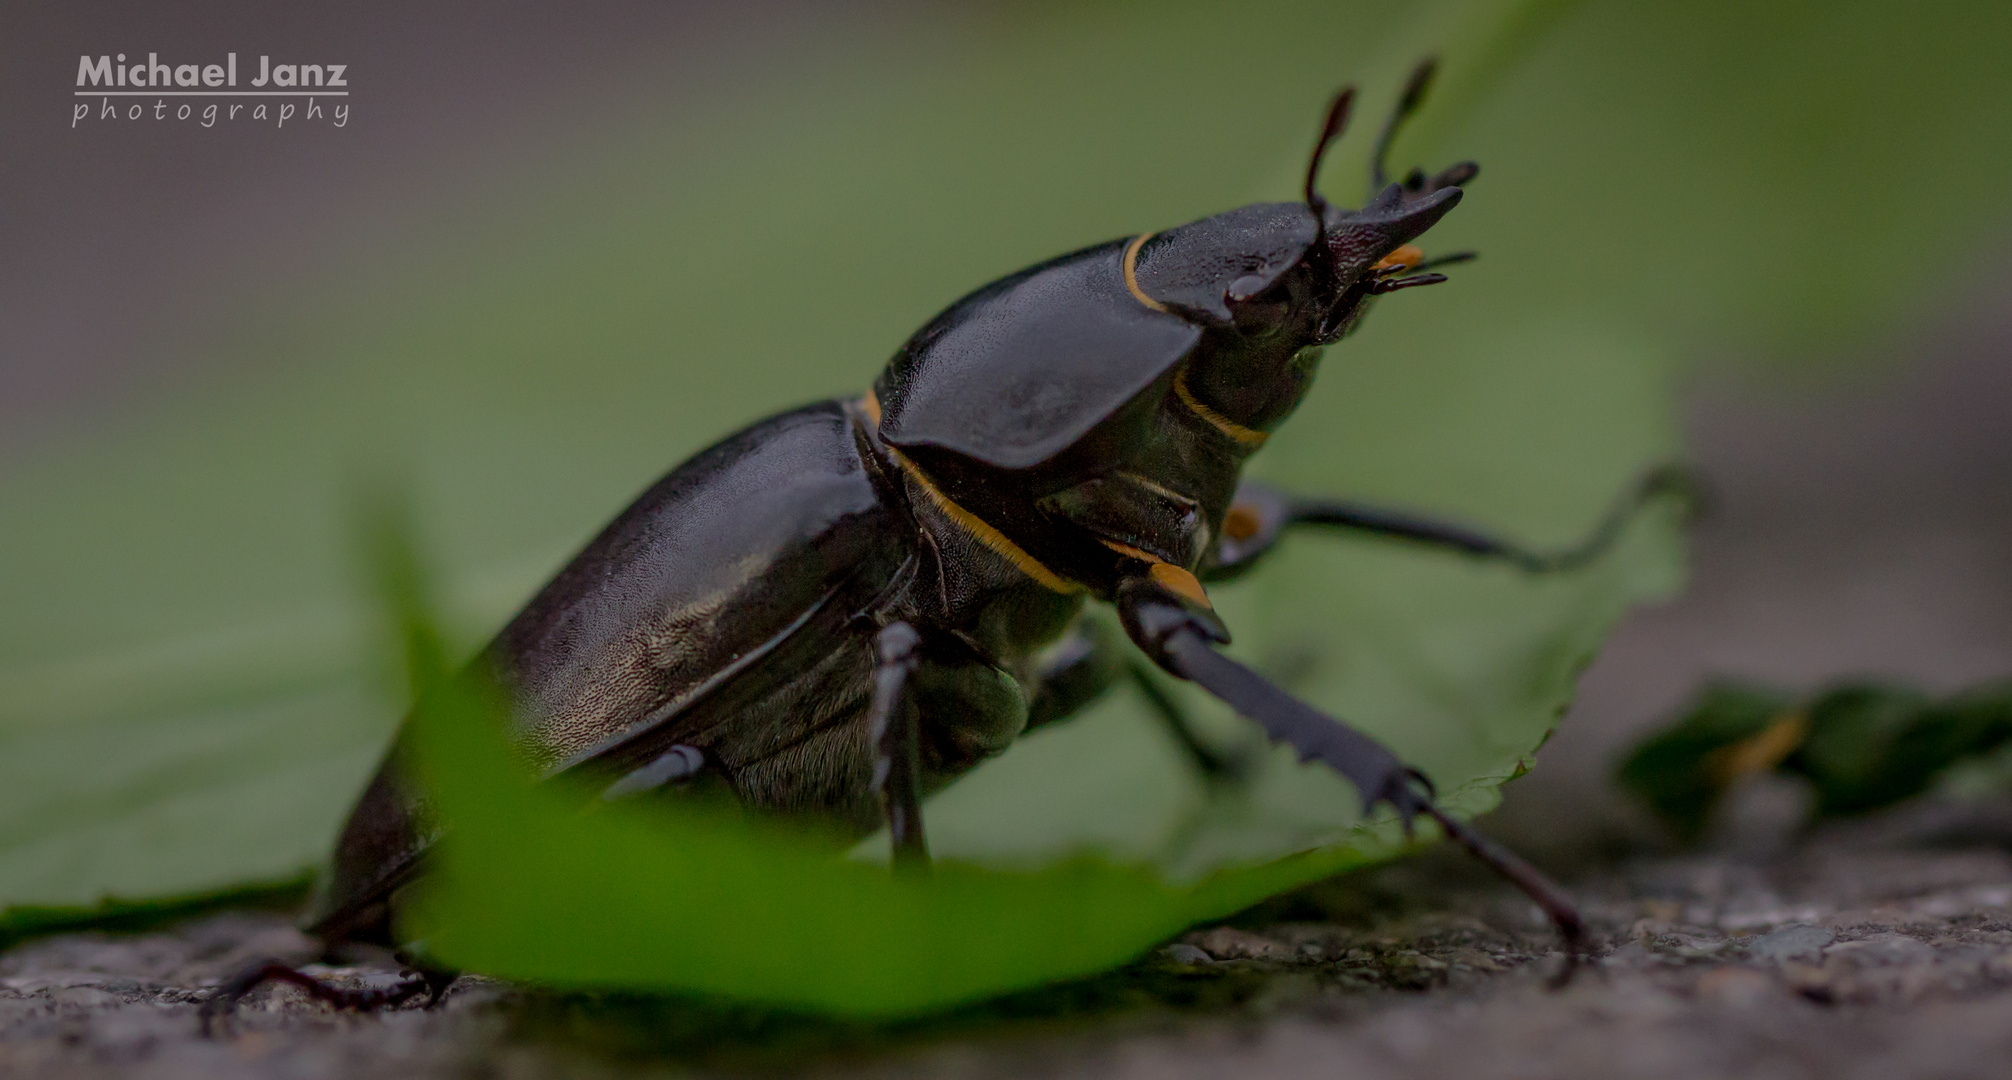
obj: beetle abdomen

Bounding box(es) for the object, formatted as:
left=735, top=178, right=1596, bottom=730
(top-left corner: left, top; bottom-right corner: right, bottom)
left=310, top=401, right=908, bottom=937
left=493, top=400, right=905, bottom=771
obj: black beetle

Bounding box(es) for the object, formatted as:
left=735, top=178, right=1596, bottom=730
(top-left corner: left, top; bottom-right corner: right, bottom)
left=202, top=60, right=1689, bottom=1023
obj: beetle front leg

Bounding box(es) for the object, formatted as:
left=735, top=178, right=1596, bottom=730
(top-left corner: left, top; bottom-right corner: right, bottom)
left=1112, top=574, right=1586, bottom=976
left=1204, top=463, right=1699, bottom=582
left=866, top=621, right=929, bottom=871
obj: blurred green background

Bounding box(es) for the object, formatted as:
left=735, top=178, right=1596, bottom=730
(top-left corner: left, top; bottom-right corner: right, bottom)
left=3, top=0, right=2010, bottom=998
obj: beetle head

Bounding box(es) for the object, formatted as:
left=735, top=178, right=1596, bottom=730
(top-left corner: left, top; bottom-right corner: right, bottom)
left=1129, top=60, right=1474, bottom=436
left=1128, top=186, right=1461, bottom=330
left=1306, top=179, right=1466, bottom=341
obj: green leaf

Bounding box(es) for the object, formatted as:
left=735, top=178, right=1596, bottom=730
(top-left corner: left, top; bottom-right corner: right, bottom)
left=399, top=655, right=1354, bottom=1015
left=6, top=0, right=2012, bottom=1007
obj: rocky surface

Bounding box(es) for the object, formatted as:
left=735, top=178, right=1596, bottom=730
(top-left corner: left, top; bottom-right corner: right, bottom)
left=4, top=800, right=2010, bottom=1080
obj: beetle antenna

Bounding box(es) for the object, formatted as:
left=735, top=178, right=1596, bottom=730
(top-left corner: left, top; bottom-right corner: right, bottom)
left=1372, top=57, right=1438, bottom=192
left=1303, top=87, right=1355, bottom=218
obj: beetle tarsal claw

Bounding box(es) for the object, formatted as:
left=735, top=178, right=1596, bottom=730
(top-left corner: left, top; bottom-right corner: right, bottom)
left=1419, top=801, right=1590, bottom=985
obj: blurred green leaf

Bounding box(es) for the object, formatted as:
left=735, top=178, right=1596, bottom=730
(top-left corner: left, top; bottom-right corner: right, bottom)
left=1618, top=679, right=2012, bottom=838
left=1614, top=682, right=1796, bottom=840
left=5, top=0, right=2012, bottom=995
left=400, top=643, right=1345, bottom=1015
left=1796, top=682, right=2012, bottom=815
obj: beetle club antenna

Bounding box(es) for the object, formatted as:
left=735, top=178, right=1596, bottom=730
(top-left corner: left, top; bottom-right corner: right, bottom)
left=1372, top=57, right=1438, bottom=192
left=1303, top=87, right=1355, bottom=218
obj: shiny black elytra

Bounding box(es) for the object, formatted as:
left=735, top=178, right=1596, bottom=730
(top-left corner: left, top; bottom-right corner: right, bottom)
left=202, top=61, right=1687, bottom=1026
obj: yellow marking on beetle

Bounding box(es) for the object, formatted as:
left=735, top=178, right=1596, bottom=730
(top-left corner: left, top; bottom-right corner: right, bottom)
left=858, top=388, right=883, bottom=427
left=1098, top=538, right=1159, bottom=564
left=1112, top=470, right=1195, bottom=509
left=1095, top=538, right=1214, bottom=610
left=1373, top=244, right=1424, bottom=272
left=1109, top=471, right=1212, bottom=553
left=1173, top=369, right=1268, bottom=448
left=1151, top=563, right=1211, bottom=608
left=885, top=446, right=1084, bottom=595
left=1222, top=503, right=1262, bottom=541
left=1122, top=233, right=1171, bottom=313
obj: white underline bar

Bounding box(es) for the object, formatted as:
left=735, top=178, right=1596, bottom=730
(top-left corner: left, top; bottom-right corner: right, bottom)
left=73, top=91, right=349, bottom=97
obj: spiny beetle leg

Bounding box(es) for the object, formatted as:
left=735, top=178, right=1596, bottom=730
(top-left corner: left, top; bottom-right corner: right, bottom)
left=1124, top=660, right=1251, bottom=785
left=1024, top=619, right=1247, bottom=783
left=1152, top=623, right=1424, bottom=825
left=1115, top=578, right=1588, bottom=979
left=866, top=621, right=929, bottom=872
left=197, top=959, right=446, bottom=1036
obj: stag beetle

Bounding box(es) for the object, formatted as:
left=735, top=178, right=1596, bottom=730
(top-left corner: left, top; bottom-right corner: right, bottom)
left=202, top=60, right=1690, bottom=1024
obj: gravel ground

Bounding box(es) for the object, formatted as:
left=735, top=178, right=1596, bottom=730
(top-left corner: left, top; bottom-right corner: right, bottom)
left=4, top=800, right=2011, bottom=1080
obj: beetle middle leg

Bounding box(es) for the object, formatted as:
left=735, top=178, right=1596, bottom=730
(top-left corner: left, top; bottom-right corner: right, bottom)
left=1024, top=617, right=1249, bottom=783
left=1113, top=571, right=1587, bottom=978
left=867, top=621, right=929, bottom=870
left=600, top=744, right=707, bottom=801
left=1204, top=463, right=1700, bottom=582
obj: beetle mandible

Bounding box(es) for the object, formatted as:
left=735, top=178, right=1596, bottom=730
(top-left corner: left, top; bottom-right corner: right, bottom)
left=203, top=60, right=1690, bottom=1022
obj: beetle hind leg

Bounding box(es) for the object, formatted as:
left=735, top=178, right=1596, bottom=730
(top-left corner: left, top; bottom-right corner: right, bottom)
left=198, top=958, right=454, bottom=1035
left=1204, top=463, right=1700, bottom=582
